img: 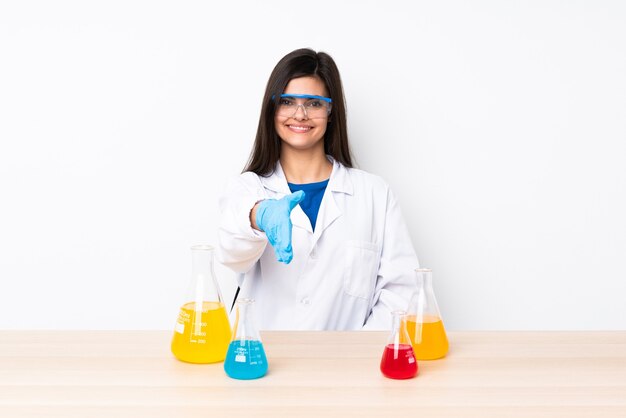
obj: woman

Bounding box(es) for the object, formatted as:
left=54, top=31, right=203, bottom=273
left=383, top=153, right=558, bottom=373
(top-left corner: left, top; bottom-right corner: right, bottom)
left=218, top=48, right=419, bottom=330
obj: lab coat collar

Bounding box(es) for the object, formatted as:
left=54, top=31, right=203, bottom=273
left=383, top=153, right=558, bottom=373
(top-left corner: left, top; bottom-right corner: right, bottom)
left=259, top=157, right=353, bottom=236
left=259, top=162, right=291, bottom=194
left=326, top=157, right=354, bottom=196
left=259, top=156, right=354, bottom=196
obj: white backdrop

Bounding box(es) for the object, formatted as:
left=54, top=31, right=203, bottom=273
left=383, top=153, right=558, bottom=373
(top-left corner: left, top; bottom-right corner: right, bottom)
left=1, top=1, right=625, bottom=330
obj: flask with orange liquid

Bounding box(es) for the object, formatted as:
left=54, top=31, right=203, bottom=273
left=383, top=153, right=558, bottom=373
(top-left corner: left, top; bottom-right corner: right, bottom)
left=405, top=268, right=449, bottom=360
left=171, top=245, right=232, bottom=363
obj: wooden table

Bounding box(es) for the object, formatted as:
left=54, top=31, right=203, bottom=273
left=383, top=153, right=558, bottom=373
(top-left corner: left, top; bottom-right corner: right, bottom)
left=1, top=331, right=625, bottom=417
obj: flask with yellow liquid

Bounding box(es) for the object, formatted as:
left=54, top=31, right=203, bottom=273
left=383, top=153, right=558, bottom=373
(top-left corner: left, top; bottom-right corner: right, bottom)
left=171, top=245, right=232, bottom=363
left=405, top=268, right=449, bottom=360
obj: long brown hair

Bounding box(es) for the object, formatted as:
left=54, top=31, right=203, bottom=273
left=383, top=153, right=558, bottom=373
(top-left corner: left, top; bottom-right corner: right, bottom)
left=243, top=48, right=353, bottom=176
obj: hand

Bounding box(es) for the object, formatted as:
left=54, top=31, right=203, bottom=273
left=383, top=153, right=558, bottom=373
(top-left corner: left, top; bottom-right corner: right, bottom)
left=255, top=191, right=305, bottom=264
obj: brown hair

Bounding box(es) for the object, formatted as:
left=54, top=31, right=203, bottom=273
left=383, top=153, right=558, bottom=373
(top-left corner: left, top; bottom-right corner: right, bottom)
left=243, top=48, right=353, bottom=176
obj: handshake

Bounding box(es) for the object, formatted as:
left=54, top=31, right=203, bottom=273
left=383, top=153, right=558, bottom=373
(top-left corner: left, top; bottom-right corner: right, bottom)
left=255, top=191, right=305, bottom=264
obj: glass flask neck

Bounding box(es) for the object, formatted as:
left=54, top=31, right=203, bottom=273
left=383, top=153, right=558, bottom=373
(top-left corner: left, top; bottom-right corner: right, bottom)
left=191, top=245, right=214, bottom=277
left=187, top=245, right=224, bottom=304
left=233, top=298, right=261, bottom=341
left=415, top=268, right=433, bottom=291
left=389, top=310, right=411, bottom=345
left=410, top=268, right=442, bottom=320
left=391, top=310, right=403, bottom=333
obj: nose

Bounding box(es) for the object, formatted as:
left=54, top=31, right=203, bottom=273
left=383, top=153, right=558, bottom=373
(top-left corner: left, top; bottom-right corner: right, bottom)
left=292, top=104, right=309, bottom=120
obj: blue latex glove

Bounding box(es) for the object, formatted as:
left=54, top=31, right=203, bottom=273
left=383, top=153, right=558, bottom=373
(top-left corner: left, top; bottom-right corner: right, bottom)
left=256, top=190, right=306, bottom=264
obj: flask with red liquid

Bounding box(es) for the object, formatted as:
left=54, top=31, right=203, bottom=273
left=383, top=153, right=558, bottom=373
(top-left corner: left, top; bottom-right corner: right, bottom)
left=380, top=310, right=418, bottom=379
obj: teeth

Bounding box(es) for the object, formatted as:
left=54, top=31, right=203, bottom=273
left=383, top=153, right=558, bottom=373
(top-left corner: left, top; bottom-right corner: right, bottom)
left=289, top=125, right=311, bottom=132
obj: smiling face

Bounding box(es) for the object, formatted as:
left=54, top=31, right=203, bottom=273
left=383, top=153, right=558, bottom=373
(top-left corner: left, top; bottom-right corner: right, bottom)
left=274, top=76, right=330, bottom=154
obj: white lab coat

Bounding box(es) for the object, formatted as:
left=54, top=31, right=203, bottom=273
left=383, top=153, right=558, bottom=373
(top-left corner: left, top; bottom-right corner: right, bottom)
left=217, top=157, right=419, bottom=330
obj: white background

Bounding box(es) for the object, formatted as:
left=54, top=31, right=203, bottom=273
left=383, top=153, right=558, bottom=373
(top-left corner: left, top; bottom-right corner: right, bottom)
left=1, top=1, right=625, bottom=330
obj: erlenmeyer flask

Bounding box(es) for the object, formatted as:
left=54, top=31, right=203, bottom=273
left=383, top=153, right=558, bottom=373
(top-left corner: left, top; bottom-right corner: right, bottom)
left=224, top=298, right=268, bottom=380
left=406, top=268, right=449, bottom=360
left=171, top=245, right=232, bottom=364
left=380, top=310, right=418, bottom=379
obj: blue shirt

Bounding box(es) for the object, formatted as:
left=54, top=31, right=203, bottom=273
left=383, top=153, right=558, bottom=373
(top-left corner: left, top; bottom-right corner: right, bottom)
left=287, top=179, right=329, bottom=232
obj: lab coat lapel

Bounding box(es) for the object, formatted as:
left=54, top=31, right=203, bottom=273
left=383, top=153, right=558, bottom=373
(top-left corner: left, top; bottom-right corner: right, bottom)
left=313, top=160, right=353, bottom=242
left=313, top=189, right=341, bottom=242
left=292, top=204, right=313, bottom=234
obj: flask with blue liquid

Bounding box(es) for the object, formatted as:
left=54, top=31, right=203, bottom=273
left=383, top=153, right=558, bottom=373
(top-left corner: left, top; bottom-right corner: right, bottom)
left=224, top=298, right=268, bottom=380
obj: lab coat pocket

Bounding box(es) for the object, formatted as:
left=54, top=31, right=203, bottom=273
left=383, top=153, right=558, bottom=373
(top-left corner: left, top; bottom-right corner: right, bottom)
left=343, top=240, right=379, bottom=300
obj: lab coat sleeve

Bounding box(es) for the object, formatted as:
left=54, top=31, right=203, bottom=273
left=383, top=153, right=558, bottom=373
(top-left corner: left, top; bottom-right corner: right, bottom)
left=362, top=187, right=420, bottom=330
left=217, top=172, right=269, bottom=274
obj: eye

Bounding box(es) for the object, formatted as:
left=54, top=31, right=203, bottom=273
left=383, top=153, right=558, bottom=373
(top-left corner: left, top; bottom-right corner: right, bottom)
left=279, top=98, right=294, bottom=106
left=306, top=99, right=323, bottom=108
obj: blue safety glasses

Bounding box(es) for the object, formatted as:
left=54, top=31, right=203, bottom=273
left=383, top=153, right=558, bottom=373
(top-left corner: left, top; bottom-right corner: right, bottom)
left=273, top=94, right=332, bottom=119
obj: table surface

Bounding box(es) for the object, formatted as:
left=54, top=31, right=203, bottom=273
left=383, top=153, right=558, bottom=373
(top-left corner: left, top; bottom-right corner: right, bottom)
left=1, top=331, right=625, bottom=417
